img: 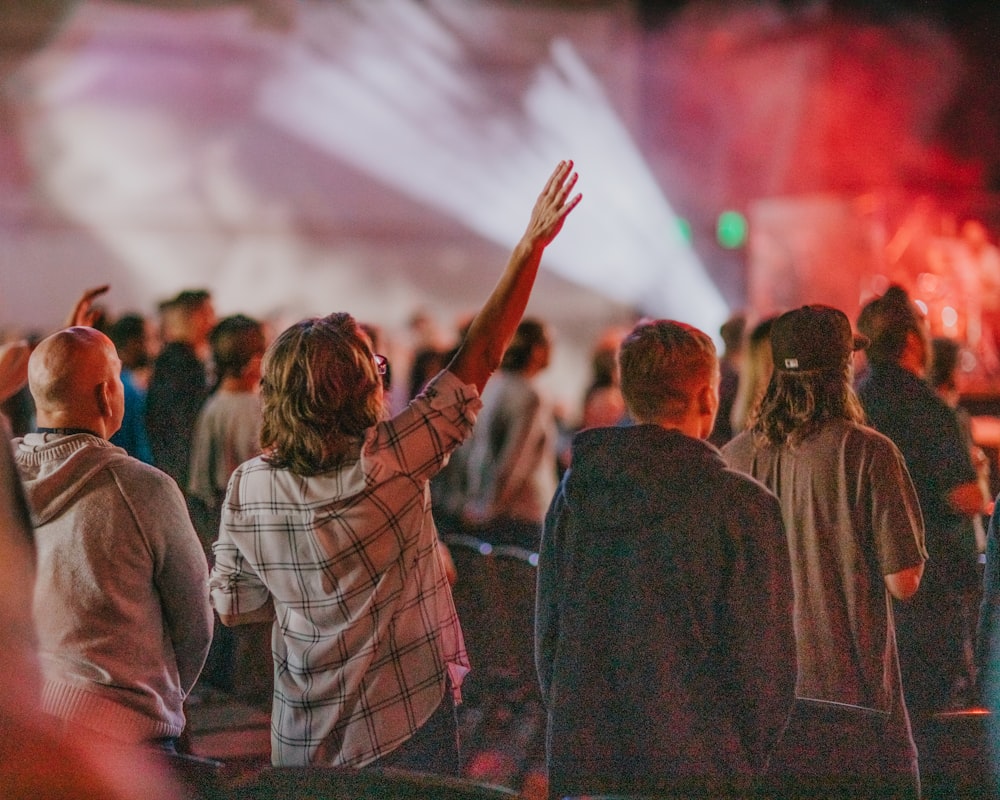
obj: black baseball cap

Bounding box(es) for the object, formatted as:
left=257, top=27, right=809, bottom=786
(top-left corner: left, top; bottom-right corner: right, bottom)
left=771, top=305, right=869, bottom=372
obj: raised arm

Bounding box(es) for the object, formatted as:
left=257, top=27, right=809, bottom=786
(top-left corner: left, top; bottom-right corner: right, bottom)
left=65, top=285, right=110, bottom=328
left=0, top=340, right=31, bottom=403
left=447, top=161, right=581, bottom=393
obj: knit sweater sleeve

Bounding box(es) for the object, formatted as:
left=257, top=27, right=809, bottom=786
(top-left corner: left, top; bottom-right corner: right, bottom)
left=116, top=464, right=213, bottom=695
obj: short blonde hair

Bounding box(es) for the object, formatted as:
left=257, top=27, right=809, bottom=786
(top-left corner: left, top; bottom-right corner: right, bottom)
left=260, top=313, right=382, bottom=476
left=618, top=319, right=717, bottom=424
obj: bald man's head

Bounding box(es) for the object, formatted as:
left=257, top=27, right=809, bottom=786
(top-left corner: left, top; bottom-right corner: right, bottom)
left=28, top=327, right=124, bottom=438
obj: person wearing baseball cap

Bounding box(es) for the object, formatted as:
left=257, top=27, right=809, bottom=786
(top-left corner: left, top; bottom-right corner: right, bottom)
left=723, top=304, right=927, bottom=799
left=770, top=304, right=869, bottom=373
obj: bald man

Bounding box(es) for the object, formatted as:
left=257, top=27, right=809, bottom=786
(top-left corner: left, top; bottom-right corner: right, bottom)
left=13, top=326, right=212, bottom=748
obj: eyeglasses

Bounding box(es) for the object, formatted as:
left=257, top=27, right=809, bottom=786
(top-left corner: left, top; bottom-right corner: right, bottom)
left=373, top=353, right=388, bottom=376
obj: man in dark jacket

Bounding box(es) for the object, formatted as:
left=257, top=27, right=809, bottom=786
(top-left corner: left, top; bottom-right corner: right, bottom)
left=856, top=287, right=984, bottom=727
left=145, top=289, right=216, bottom=490
left=535, top=318, right=795, bottom=800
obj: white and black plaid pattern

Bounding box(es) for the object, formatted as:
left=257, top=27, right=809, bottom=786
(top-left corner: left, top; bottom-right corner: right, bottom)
left=210, top=370, right=479, bottom=767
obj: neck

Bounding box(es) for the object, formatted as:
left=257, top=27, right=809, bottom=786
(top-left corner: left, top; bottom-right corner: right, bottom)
left=651, top=410, right=708, bottom=439
left=37, top=425, right=101, bottom=438
left=36, top=415, right=109, bottom=440
left=220, top=374, right=257, bottom=393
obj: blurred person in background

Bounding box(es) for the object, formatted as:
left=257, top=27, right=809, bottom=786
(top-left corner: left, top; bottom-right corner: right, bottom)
left=929, top=336, right=993, bottom=706
left=146, top=289, right=216, bottom=490
left=463, top=317, right=558, bottom=552
left=708, top=311, right=746, bottom=446
left=729, top=315, right=777, bottom=436
left=857, top=287, right=987, bottom=734
left=107, top=312, right=157, bottom=463
left=188, top=313, right=270, bottom=698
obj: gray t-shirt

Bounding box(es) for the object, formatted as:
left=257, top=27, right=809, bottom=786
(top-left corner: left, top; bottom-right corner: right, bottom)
left=722, top=419, right=926, bottom=712
left=188, top=390, right=262, bottom=508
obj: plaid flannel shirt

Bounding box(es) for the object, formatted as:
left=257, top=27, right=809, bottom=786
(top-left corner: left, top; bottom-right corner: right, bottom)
left=209, top=370, right=479, bottom=767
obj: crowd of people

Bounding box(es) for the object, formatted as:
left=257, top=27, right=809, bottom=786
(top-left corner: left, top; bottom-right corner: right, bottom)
left=2, top=159, right=1000, bottom=800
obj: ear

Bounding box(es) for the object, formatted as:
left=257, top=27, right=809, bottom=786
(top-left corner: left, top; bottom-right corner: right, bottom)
left=697, top=380, right=718, bottom=419
left=689, top=378, right=716, bottom=438
left=95, top=380, right=113, bottom=418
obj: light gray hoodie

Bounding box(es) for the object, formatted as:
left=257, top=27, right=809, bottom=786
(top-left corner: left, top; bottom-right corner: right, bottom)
left=15, top=432, right=213, bottom=742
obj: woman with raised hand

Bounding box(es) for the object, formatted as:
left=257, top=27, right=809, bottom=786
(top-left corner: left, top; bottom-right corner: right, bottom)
left=209, top=161, right=580, bottom=773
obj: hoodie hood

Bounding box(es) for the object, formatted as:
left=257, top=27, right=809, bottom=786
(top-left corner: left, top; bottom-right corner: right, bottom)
left=14, top=434, right=132, bottom=526
left=563, top=425, right=725, bottom=530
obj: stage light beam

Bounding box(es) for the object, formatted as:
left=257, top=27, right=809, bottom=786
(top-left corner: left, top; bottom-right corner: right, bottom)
left=257, top=0, right=730, bottom=331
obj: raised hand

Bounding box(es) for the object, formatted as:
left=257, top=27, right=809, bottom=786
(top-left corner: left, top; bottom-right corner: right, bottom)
left=66, top=285, right=110, bottom=328
left=522, top=160, right=582, bottom=250
left=447, top=161, right=582, bottom=393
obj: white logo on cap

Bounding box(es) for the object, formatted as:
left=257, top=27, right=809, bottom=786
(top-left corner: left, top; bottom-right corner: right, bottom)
left=784, top=358, right=799, bottom=369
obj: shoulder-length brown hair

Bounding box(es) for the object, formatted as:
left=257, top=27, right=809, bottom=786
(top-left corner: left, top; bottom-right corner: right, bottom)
left=260, top=313, right=383, bottom=476
left=749, top=361, right=866, bottom=447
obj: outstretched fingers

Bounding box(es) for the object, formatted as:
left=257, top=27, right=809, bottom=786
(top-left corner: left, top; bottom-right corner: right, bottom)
left=542, top=159, right=573, bottom=195
left=528, top=161, right=582, bottom=244
left=555, top=166, right=580, bottom=206
left=559, top=177, right=582, bottom=216
left=541, top=160, right=578, bottom=209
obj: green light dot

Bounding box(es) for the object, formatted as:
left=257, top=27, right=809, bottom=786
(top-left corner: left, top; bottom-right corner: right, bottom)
left=676, top=217, right=692, bottom=243
left=716, top=210, right=747, bottom=249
